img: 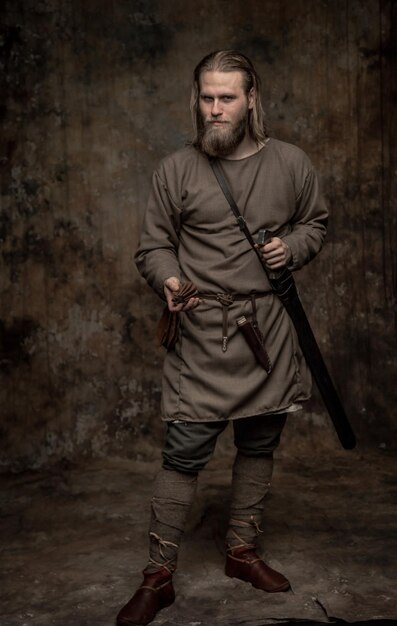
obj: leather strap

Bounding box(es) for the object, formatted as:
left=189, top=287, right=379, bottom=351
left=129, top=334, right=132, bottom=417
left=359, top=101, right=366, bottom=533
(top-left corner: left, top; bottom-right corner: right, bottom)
left=199, top=291, right=270, bottom=352
left=207, top=159, right=275, bottom=361
left=208, top=158, right=267, bottom=266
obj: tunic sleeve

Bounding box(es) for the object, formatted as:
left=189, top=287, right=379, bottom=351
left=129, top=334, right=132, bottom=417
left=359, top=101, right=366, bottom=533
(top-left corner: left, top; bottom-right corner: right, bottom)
left=282, top=167, right=328, bottom=271
left=134, top=169, right=182, bottom=297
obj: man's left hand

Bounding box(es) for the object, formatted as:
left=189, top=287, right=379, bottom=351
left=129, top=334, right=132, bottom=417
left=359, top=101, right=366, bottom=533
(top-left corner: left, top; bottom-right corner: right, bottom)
left=257, top=237, right=292, bottom=270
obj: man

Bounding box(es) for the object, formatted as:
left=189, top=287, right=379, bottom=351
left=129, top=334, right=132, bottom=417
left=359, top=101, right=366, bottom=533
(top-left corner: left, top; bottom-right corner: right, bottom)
left=117, top=50, right=328, bottom=626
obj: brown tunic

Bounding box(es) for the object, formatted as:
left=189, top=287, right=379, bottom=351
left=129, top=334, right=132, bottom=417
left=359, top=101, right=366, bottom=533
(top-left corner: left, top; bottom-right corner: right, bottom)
left=135, top=139, right=328, bottom=422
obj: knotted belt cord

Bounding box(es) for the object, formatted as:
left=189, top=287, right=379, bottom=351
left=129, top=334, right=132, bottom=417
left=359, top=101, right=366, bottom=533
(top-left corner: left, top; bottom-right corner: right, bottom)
left=197, top=291, right=270, bottom=352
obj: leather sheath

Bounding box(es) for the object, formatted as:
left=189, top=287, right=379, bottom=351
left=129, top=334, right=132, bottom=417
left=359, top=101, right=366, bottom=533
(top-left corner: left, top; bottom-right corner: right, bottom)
left=237, top=316, right=272, bottom=374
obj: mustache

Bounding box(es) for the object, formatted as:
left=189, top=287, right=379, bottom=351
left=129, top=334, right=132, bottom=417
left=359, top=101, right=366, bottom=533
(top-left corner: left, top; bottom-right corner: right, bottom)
left=205, top=120, right=230, bottom=127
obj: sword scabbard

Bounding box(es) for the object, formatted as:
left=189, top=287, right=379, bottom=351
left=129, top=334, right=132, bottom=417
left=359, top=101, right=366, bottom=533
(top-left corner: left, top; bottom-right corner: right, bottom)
left=257, top=230, right=356, bottom=450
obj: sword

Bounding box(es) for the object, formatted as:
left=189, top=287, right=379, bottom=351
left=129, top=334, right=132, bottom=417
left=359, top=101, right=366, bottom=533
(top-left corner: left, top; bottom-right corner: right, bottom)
left=258, top=229, right=356, bottom=450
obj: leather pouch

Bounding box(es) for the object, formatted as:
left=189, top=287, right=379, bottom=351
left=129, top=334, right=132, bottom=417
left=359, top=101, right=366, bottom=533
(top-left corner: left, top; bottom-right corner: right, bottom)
left=157, top=308, right=179, bottom=350
left=156, top=282, right=198, bottom=350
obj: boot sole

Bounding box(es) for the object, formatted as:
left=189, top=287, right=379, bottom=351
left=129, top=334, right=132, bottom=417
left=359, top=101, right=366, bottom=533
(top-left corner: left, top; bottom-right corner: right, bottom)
left=116, top=596, right=175, bottom=626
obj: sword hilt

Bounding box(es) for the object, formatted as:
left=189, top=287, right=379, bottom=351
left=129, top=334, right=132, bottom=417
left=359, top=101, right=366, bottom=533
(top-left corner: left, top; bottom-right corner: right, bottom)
left=257, top=229, right=296, bottom=298
left=257, top=228, right=272, bottom=247
left=257, top=229, right=284, bottom=280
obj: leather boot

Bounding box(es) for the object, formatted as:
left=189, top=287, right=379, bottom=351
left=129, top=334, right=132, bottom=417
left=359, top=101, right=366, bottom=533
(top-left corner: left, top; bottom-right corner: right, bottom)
left=225, top=546, right=290, bottom=592
left=116, top=567, right=175, bottom=626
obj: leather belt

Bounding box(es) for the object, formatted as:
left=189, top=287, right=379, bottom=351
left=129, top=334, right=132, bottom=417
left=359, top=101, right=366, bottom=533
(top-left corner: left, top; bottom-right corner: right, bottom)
left=197, top=291, right=271, bottom=352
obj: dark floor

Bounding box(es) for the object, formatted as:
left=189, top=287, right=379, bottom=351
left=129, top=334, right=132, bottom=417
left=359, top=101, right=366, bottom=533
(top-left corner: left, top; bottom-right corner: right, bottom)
left=1, top=432, right=396, bottom=626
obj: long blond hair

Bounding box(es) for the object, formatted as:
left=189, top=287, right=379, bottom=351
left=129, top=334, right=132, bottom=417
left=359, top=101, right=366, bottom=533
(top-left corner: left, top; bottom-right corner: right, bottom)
left=190, top=50, right=268, bottom=146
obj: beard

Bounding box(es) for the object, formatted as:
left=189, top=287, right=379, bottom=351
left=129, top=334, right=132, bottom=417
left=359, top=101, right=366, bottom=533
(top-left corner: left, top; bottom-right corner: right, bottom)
left=196, top=108, right=249, bottom=158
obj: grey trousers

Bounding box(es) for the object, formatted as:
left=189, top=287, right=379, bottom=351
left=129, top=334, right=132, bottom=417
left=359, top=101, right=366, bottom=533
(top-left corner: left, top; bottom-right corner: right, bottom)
left=162, top=413, right=287, bottom=474
left=146, top=414, right=287, bottom=572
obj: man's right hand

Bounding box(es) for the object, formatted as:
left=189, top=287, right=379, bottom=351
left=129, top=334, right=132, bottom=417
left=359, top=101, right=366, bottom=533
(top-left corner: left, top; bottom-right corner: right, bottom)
left=164, top=277, right=201, bottom=312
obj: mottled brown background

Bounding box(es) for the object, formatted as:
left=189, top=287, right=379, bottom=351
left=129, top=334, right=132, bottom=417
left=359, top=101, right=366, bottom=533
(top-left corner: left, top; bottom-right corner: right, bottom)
left=1, top=0, right=396, bottom=471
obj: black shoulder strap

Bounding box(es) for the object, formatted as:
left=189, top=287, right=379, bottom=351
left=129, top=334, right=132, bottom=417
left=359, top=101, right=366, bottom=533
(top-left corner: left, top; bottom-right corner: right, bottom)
left=208, top=157, right=264, bottom=265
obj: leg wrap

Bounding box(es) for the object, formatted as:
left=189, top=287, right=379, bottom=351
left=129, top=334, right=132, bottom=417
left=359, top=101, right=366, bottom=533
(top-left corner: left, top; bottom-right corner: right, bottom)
left=226, top=452, right=273, bottom=550
left=145, top=468, right=198, bottom=574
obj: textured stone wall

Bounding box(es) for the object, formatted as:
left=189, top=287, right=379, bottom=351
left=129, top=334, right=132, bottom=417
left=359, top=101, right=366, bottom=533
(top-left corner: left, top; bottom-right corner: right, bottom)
left=1, top=0, right=396, bottom=470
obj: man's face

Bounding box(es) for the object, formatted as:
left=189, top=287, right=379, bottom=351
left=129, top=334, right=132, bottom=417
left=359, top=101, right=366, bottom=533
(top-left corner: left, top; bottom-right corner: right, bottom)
left=197, top=70, right=254, bottom=157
